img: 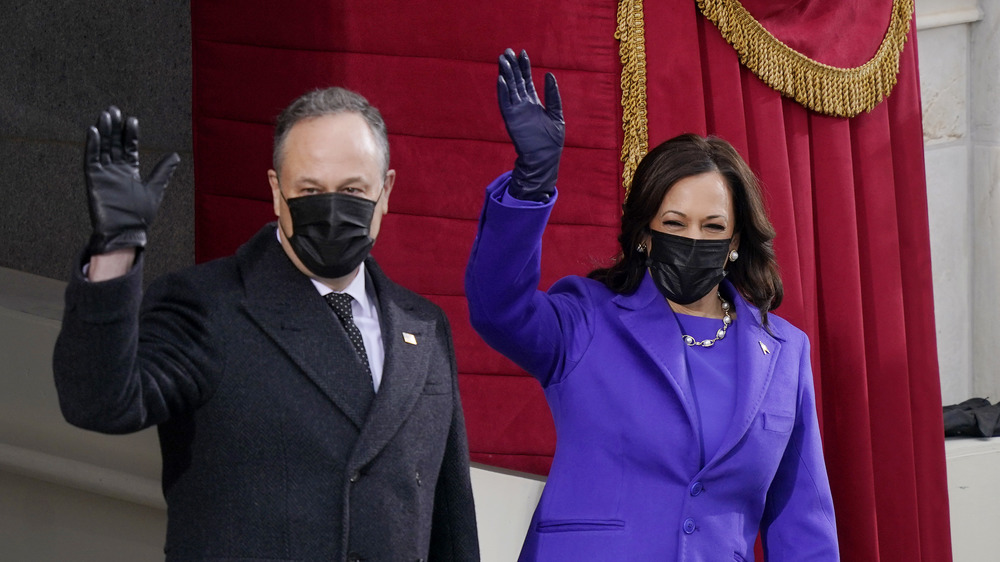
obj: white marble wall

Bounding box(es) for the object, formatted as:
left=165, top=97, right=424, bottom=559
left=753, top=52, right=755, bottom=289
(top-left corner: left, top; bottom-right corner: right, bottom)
left=916, top=0, right=991, bottom=405
left=968, top=2, right=1000, bottom=403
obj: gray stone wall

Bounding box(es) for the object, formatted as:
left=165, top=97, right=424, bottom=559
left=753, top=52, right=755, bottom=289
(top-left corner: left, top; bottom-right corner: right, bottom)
left=1, top=3, right=194, bottom=284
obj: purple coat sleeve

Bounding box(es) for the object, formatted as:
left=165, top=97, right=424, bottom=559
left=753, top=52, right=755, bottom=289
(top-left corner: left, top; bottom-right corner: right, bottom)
left=465, top=172, right=595, bottom=387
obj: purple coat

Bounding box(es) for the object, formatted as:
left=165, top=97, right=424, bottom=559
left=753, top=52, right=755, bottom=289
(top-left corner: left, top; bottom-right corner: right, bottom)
left=465, top=173, right=839, bottom=561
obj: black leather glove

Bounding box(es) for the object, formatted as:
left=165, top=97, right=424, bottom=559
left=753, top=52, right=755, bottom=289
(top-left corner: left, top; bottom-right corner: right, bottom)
left=497, top=48, right=564, bottom=202
left=84, top=106, right=180, bottom=255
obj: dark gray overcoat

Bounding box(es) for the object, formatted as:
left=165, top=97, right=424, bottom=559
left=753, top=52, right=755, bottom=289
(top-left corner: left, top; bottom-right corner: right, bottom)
left=53, top=224, right=479, bottom=562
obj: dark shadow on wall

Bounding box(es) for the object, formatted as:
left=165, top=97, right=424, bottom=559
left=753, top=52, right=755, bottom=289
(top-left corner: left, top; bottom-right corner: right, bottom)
left=0, top=3, right=194, bottom=285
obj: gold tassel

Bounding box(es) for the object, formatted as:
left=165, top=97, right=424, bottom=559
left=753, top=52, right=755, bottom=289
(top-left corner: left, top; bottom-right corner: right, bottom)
left=616, top=0, right=648, bottom=196
left=696, top=0, right=914, bottom=118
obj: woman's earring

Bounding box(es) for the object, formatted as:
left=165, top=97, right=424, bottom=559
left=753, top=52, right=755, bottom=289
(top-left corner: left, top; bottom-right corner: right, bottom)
left=729, top=250, right=739, bottom=262
left=637, top=242, right=647, bottom=254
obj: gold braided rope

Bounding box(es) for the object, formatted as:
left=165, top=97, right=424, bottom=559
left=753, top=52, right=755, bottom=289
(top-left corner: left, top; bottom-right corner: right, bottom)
left=615, top=0, right=648, bottom=195
left=697, top=0, right=914, bottom=118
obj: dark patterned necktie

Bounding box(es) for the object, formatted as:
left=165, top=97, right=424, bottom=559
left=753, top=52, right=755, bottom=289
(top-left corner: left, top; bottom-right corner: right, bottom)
left=324, top=292, right=372, bottom=376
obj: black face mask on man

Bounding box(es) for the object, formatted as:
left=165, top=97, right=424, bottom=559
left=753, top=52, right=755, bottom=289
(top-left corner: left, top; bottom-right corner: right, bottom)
left=646, top=230, right=732, bottom=305
left=280, top=189, right=380, bottom=279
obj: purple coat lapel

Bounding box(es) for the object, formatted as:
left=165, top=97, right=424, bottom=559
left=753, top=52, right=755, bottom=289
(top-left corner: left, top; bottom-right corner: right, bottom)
left=615, top=273, right=700, bottom=435
left=712, top=281, right=784, bottom=466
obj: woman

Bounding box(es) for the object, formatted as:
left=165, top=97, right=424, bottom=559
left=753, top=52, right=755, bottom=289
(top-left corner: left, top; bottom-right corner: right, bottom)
left=466, top=49, right=839, bottom=561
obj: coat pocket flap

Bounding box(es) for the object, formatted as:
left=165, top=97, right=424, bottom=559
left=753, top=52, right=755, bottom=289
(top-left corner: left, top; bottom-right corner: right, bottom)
left=763, top=412, right=795, bottom=433
left=536, top=519, right=626, bottom=533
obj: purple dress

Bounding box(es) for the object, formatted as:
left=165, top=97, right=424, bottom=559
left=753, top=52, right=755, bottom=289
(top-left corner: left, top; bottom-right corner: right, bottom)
left=676, top=313, right=738, bottom=465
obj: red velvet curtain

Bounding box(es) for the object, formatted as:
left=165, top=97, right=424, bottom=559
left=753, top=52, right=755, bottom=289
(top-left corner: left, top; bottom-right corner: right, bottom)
left=191, top=1, right=951, bottom=560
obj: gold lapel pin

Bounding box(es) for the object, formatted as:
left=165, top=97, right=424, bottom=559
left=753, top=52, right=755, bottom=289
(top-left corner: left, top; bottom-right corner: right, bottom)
left=403, top=332, right=417, bottom=345
left=759, top=341, right=770, bottom=355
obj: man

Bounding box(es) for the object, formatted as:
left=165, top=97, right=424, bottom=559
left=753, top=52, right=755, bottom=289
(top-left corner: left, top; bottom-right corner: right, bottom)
left=53, top=88, right=479, bottom=561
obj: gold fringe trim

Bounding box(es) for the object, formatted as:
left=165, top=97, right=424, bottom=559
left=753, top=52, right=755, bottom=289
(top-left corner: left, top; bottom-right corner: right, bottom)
left=616, top=0, right=648, bottom=195
left=697, top=0, right=914, bottom=118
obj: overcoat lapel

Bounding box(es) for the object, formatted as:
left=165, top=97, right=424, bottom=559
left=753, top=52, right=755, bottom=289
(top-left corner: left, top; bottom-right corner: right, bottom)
left=616, top=274, right=700, bottom=434
left=710, top=282, right=783, bottom=465
left=237, top=226, right=374, bottom=429
left=350, top=259, right=435, bottom=469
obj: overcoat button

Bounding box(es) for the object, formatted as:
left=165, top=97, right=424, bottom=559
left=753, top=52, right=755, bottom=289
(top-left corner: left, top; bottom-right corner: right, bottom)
left=690, top=481, right=704, bottom=496
left=349, top=472, right=361, bottom=483
left=683, top=518, right=696, bottom=534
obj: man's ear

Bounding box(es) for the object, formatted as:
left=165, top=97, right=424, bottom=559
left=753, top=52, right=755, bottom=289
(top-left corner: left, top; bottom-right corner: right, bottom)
left=379, top=169, right=396, bottom=215
left=268, top=169, right=281, bottom=217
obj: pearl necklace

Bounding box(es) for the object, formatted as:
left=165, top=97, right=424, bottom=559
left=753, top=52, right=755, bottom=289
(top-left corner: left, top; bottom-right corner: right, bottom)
left=680, top=292, right=732, bottom=348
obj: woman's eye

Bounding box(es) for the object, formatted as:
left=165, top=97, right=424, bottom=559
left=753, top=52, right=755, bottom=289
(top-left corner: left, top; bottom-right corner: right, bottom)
left=664, top=220, right=683, bottom=228
left=705, top=223, right=726, bottom=232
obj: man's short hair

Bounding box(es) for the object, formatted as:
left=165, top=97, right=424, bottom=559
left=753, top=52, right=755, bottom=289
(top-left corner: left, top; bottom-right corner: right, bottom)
left=272, top=87, right=390, bottom=176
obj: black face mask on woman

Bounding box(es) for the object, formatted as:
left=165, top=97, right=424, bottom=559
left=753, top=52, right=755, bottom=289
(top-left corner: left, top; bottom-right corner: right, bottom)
left=646, top=230, right=732, bottom=305
left=280, top=190, right=380, bottom=279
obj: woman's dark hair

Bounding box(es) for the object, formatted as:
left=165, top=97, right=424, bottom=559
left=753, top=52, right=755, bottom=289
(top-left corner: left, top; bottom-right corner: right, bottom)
left=588, top=133, right=783, bottom=325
